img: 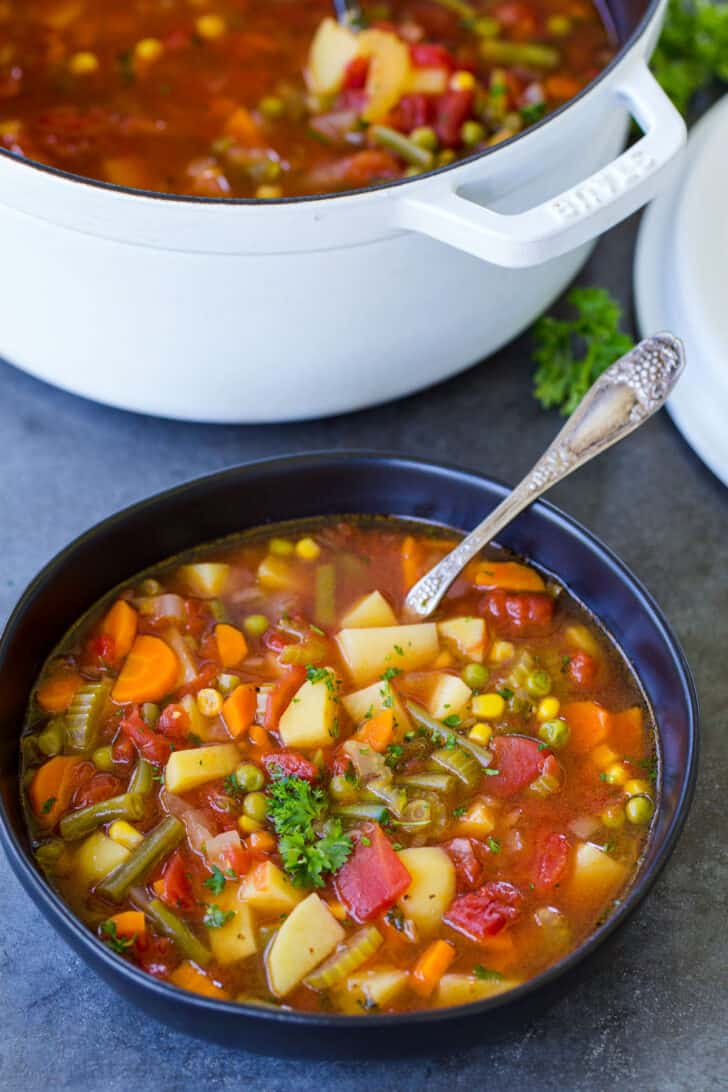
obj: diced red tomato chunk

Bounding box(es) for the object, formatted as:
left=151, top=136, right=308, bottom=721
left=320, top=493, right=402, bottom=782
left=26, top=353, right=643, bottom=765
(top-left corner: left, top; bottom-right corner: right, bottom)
left=157, top=849, right=196, bottom=911
left=487, top=735, right=549, bottom=798
left=118, top=705, right=172, bottom=766
left=567, top=650, right=598, bottom=688
left=262, top=750, right=318, bottom=782
left=533, top=831, right=570, bottom=892
left=436, top=89, right=473, bottom=147
left=335, top=824, right=412, bottom=922
left=479, top=589, right=555, bottom=635
left=444, top=881, right=523, bottom=940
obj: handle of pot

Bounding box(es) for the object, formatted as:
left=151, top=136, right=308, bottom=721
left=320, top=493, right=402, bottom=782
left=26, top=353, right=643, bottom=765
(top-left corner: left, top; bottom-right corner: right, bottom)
left=395, top=63, right=685, bottom=269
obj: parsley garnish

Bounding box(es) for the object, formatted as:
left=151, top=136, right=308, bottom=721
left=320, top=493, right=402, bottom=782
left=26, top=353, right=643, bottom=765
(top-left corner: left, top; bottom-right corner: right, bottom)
left=360, top=836, right=372, bottom=847
left=651, top=0, right=728, bottom=114
left=41, top=796, right=56, bottom=814
left=306, top=665, right=337, bottom=695
left=382, top=667, right=401, bottom=682
left=497, top=687, right=514, bottom=701
left=100, top=920, right=134, bottom=954
left=473, top=965, right=503, bottom=982
left=444, top=732, right=458, bottom=749
left=452, top=806, right=467, bottom=819
left=203, top=865, right=237, bottom=895
left=484, top=768, right=500, bottom=777
left=532, top=287, right=634, bottom=414
left=442, top=715, right=461, bottom=728
left=224, top=773, right=244, bottom=797
left=384, top=743, right=404, bottom=769
left=310, top=624, right=325, bottom=636
left=393, top=644, right=404, bottom=656
left=267, top=776, right=353, bottom=888
left=487, top=837, right=501, bottom=854
left=520, top=100, right=546, bottom=124
left=203, top=904, right=236, bottom=929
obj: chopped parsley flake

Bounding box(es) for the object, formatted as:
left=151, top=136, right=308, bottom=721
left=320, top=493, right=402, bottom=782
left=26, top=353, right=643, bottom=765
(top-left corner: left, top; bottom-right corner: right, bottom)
left=203, top=904, right=236, bottom=929
left=473, top=965, right=503, bottom=981
left=100, top=920, right=134, bottom=955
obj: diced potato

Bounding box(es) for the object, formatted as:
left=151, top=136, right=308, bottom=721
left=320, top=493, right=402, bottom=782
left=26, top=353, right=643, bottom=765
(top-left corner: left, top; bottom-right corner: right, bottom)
left=165, top=743, right=240, bottom=794
left=565, top=624, right=601, bottom=657
left=358, top=28, right=411, bottom=123
left=278, top=669, right=339, bottom=750
left=407, top=66, right=448, bottom=94
left=454, top=798, right=496, bottom=839
left=257, top=555, right=301, bottom=592
left=241, top=860, right=303, bottom=917
left=435, top=973, right=520, bottom=1007
left=180, top=692, right=212, bottom=740
left=427, top=673, right=472, bottom=721
left=207, top=887, right=257, bottom=966
left=336, top=623, right=439, bottom=685
left=336, top=964, right=410, bottom=1013
left=340, top=590, right=397, bottom=629
left=342, top=679, right=411, bottom=736
left=437, top=617, right=487, bottom=662
left=177, top=563, right=230, bottom=598
left=75, top=831, right=130, bottom=886
left=569, top=842, right=628, bottom=906
left=266, top=893, right=345, bottom=998
left=396, top=847, right=456, bottom=938
left=308, top=17, right=360, bottom=95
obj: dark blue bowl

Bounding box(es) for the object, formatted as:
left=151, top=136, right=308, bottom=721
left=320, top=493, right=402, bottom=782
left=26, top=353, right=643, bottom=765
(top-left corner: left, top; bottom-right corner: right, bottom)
left=0, top=453, right=698, bottom=1056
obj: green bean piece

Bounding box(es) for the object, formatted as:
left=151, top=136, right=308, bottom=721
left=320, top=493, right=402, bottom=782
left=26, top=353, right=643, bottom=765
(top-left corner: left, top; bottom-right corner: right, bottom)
left=362, top=777, right=407, bottom=819
left=35, top=839, right=66, bottom=871
left=92, top=744, right=115, bottom=772
left=141, top=702, right=160, bottom=728
left=480, top=39, right=560, bottom=69
left=37, top=718, right=66, bottom=757
left=370, top=125, right=434, bottom=169
left=96, top=815, right=185, bottom=903
left=398, top=772, right=456, bottom=794
left=331, top=803, right=389, bottom=823
left=128, top=757, right=154, bottom=796
left=59, top=792, right=145, bottom=841
left=305, top=926, right=383, bottom=990
left=314, top=563, right=336, bottom=627
left=146, top=898, right=211, bottom=966
left=406, top=701, right=495, bottom=770
left=64, top=679, right=113, bottom=754
left=431, top=746, right=481, bottom=789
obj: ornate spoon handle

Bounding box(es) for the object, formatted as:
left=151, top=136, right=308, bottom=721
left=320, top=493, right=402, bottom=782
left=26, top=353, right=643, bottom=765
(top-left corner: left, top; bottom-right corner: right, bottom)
left=404, top=332, right=686, bottom=619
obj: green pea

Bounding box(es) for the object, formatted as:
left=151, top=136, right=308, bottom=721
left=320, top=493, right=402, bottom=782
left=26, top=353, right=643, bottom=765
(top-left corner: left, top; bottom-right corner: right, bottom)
left=243, top=614, right=269, bottom=638
left=460, top=120, right=486, bottom=146
left=437, top=149, right=457, bottom=167
left=243, top=791, right=268, bottom=823
left=410, top=126, right=438, bottom=152
left=474, top=15, right=500, bottom=37
left=259, top=96, right=285, bottom=119
left=139, top=578, right=163, bottom=595
left=92, top=745, right=115, bottom=772
left=526, top=669, right=552, bottom=698
left=538, top=719, right=570, bottom=750
left=268, top=537, right=294, bottom=556
left=601, top=803, right=625, bottom=829
left=329, top=774, right=358, bottom=804
left=462, top=662, right=489, bottom=690
left=625, top=795, right=654, bottom=825
left=235, top=763, right=264, bottom=793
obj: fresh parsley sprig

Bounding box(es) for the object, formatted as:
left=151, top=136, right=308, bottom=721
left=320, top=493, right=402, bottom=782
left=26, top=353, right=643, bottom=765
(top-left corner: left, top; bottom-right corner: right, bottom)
left=651, top=0, right=728, bottom=115
left=267, top=775, right=353, bottom=888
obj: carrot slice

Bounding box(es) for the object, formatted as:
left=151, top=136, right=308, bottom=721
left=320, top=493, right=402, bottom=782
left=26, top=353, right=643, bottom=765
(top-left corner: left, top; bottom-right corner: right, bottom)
left=562, top=701, right=611, bottom=752
left=247, top=830, right=276, bottom=854
left=108, top=910, right=146, bottom=939
left=248, top=723, right=271, bottom=750
left=402, top=534, right=422, bottom=593
left=29, top=755, right=84, bottom=828
left=474, top=561, right=545, bottom=592
left=169, top=961, right=230, bottom=1000
left=101, top=599, right=138, bottom=660
left=112, top=635, right=179, bottom=704
left=354, top=708, right=394, bottom=753
left=411, top=939, right=456, bottom=997
left=36, top=673, right=82, bottom=713
left=611, top=706, right=643, bottom=757
left=214, top=623, right=248, bottom=669
left=224, top=106, right=262, bottom=145
left=222, top=683, right=256, bottom=738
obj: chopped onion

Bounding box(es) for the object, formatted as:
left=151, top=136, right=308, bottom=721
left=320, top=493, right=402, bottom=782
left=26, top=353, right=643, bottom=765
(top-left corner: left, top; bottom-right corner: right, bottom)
left=569, top=815, right=599, bottom=840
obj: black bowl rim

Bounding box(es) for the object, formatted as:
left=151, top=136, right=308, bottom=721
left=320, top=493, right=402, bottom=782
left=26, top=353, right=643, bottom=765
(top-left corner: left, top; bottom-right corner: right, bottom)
left=0, top=0, right=662, bottom=208
left=0, top=451, right=699, bottom=1031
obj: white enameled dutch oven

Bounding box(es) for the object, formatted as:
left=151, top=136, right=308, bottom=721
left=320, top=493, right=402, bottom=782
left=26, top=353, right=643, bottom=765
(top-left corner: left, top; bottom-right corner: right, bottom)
left=0, top=0, right=684, bottom=423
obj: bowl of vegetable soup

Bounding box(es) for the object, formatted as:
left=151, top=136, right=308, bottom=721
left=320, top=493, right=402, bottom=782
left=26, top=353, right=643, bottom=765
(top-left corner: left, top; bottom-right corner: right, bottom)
left=0, top=1, right=684, bottom=421
left=0, top=453, right=698, bottom=1054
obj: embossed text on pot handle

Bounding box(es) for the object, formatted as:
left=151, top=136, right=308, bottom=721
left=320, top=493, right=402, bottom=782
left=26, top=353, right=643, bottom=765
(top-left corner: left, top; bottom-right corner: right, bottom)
left=404, top=333, right=686, bottom=619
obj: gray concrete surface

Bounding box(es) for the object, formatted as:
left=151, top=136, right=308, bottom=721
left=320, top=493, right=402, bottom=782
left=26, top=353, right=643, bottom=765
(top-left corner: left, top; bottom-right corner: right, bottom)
left=0, top=216, right=725, bottom=1091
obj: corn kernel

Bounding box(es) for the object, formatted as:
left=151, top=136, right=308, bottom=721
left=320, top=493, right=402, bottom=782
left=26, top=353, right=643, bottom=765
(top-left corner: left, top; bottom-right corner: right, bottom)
left=196, top=13, right=226, bottom=38
left=604, top=762, right=629, bottom=786
left=624, top=778, right=652, bottom=798
left=197, top=687, right=224, bottom=718
left=134, top=37, right=164, bottom=63
left=450, top=69, right=476, bottom=91
left=537, top=696, right=561, bottom=722
left=0, top=119, right=20, bottom=139
left=433, top=649, right=454, bottom=669
left=468, top=722, right=492, bottom=746
left=109, top=820, right=144, bottom=850
left=69, top=51, right=99, bottom=75
left=472, top=693, right=505, bottom=719
left=238, top=814, right=263, bottom=834
left=489, top=640, right=514, bottom=665
left=269, top=537, right=294, bottom=557
left=455, top=799, right=496, bottom=837
left=295, top=536, right=321, bottom=561
left=256, top=183, right=283, bottom=199
left=591, top=743, right=618, bottom=769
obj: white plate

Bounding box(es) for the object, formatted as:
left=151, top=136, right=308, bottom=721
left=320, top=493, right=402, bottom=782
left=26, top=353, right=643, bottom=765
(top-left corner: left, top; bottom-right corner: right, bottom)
left=635, top=95, right=728, bottom=486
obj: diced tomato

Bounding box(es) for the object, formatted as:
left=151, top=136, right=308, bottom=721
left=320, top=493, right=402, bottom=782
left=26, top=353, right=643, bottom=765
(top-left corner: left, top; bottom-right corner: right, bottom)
left=342, top=55, right=369, bottom=90
left=262, top=749, right=318, bottom=782
left=135, top=932, right=175, bottom=978
left=85, top=634, right=115, bottom=667
left=220, top=843, right=251, bottom=876
left=410, top=43, right=455, bottom=70
left=263, top=666, right=306, bottom=731
left=444, top=880, right=522, bottom=940
left=304, top=149, right=400, bottom=192
left=176, top=662, right=218, bottom=698
left=436, top=89, right=473, bottom=147
left=111, top=733, right=135, bottom=768
left=534, top=831, right=570, bottom=892
left=164, top=28, right=192, bottom=51
left=479, top=589, right=555, bottom=635
left=262, top=628, right=289, bottom=653
left=157, top=849, right=196, bottom=911
left=567, top=650, right=598, bottom=688
left=390, top=93, right=435, bottom=134
left=184, top=597, right=212, bottom=638
left=487, top=735, right=549, bottom=798
left=442, top=837, right=488, bottom=891
left=72, top=770, right=123, bottom=809
left=118, top=705, right=172, bottom=766
left=336, top=824, right=412, bottom=922
left=157, top=703, right=191, bottom=741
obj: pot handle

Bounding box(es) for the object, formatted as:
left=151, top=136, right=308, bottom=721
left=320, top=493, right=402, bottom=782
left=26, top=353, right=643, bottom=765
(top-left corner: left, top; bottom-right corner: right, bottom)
left=394, top=63, right=685, bottom=268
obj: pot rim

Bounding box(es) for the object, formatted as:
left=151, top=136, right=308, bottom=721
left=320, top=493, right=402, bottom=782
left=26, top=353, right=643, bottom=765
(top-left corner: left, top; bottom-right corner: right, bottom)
left=0, top=451, right=699, bottom=1032
left=0, top=0, right=663, bottom=209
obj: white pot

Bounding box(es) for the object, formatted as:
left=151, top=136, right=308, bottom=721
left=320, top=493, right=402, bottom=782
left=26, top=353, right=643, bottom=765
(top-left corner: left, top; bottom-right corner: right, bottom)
left=0, top=0, right=683, bottom=423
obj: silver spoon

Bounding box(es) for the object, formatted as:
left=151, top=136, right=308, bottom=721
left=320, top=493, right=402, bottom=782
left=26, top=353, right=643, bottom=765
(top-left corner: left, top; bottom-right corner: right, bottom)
left=333, top=0, right=364, bottom=27
left=404, top=332, right=686, bottom=620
